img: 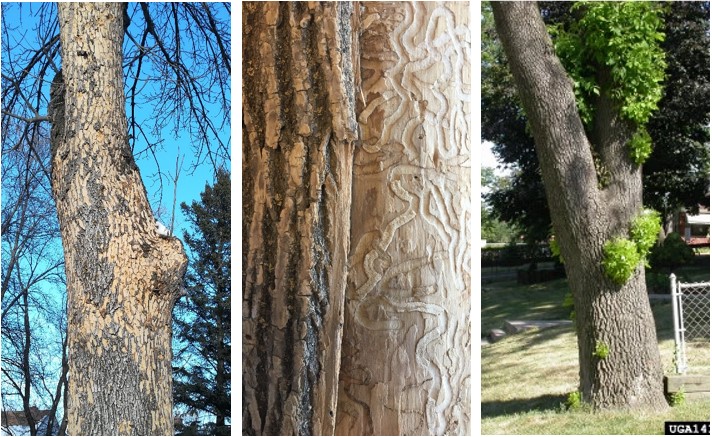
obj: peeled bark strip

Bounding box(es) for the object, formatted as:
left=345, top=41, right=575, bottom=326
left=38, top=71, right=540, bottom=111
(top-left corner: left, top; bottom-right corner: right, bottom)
left=336, top=3, right=471, bottom=435
left=492, top=2, right=668, bottom=410
left=242, top=2, right=358, bottom=435
left=52, top=4, right=187, bottom=435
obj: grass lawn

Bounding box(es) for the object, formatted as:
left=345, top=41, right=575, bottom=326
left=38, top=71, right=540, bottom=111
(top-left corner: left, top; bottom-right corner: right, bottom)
left=481, top=266, right=710, bottom=435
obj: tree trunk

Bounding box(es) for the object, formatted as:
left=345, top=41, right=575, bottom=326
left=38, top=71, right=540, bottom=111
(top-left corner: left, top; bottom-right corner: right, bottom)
left=336, top=3, right=471, bottom=435
left=216, top=327, right=228, bottom=435
left=52, top=4, right=187, bottom=434
left=492, top=1, right=668, bottom=411
left=242, top=2, right=358, bottom=435
left=22, top=290, right=37, bottom=436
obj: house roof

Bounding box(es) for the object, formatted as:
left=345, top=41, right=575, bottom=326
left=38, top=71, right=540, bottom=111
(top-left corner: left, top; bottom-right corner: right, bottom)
left=1, top=407, right=50, bottom=427
left=686, top=213, right=711, bottom=225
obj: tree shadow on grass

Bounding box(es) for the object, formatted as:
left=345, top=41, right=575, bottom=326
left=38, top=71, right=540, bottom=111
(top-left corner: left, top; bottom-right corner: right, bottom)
left=481, top=326, right=577, bottom=367
left=481, top=393, right=567, bottom=418
left=483, top=324, right=575, bottom=353
left=518, top=324, right=574, bottom=348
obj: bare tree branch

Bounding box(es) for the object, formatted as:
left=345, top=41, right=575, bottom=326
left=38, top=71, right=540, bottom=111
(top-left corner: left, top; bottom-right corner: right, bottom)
left=1, top=109, right=49, bottom=124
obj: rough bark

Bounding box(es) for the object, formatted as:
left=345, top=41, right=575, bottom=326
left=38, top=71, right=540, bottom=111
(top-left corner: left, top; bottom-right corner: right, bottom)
left=51, top=4, right=187, bottom=434
left=242, top=2, right=358, bottom=435
left=492, top=1, right=668, bottom=410
left=336, top=3, right=471, bottom=435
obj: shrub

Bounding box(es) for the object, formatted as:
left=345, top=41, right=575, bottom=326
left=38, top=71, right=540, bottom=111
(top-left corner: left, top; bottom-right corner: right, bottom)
left=481, top=242, right=555, bottom=267
left=645, top=271, right=670, bottom=294
left=500, top=241, right=522, bottom=266
left=650, top=232, right=695, bottom=271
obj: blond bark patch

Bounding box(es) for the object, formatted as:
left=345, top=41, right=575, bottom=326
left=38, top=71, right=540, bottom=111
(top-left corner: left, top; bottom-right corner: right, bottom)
left=54, top=4, right=187, bottom=435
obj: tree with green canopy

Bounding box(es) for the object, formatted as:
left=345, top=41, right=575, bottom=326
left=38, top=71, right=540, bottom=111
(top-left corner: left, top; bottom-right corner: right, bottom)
left=481, top=166, right=520, bottom=243
left=492, top=1, right=674, bottom=410
left=484, top=1, right=710, bottom=242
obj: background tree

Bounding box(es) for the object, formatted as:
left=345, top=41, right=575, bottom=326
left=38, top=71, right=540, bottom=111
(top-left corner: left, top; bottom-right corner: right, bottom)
left=482, top=1, right=550, bottom=242
left=173, top=169, right=231, bottom=436
left=481, top=167, right=520, bottom=244
left=643, top=1, right=710, bottom=224
left=1, top=118, right=67, bottom=435
left=2, top=3, right=230, bottom=434
left=483, top=1, right=710, bottom=242
left=492, top=1, right=670, bottom=410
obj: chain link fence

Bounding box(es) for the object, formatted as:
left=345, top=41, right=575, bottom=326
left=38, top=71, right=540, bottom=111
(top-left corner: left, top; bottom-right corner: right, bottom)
left=670, top=274, right=710, bottom=374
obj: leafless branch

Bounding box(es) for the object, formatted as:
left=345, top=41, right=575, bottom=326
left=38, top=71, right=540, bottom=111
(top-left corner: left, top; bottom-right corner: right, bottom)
left=2, top=109, right=49, bottom=124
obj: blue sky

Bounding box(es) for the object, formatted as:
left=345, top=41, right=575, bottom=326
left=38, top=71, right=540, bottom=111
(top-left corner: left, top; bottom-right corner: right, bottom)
left=2, top=3, right=231, bottom=240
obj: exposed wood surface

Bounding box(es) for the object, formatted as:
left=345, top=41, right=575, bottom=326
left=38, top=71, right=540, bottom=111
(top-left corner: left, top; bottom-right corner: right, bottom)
left=336, top=3, right=471, bottom=435
left=665, top=375, right=710, bottom=393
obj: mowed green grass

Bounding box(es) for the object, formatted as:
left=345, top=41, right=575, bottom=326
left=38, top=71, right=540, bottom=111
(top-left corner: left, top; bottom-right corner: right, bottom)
left=481, top=265, right=710, bottom=435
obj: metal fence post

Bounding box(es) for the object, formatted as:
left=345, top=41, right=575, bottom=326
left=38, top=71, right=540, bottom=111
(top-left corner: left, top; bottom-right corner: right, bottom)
left=670, top=273, right=686, bottom=374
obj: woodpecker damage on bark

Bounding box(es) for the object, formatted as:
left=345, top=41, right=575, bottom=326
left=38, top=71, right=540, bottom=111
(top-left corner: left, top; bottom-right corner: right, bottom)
left=52, top=3, right=187, bottom=435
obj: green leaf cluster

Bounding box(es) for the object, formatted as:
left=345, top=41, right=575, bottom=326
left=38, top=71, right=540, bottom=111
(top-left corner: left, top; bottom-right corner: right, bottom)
left=668, top=387, right=686, bottom=407
left=549, top=237, right=564, bottom=264
left=593, top=340, right=610, bottom=359
left=630, top=209, right=661, bottom=258
left=565, top=391, right=583, bottom=410
left=629, top=127, right=654, bottom=165
left=602, top=209, right=661, bottom=285
left=602, top=238, right=640, bottom=285
left=549, top=2, right=666, bottom=164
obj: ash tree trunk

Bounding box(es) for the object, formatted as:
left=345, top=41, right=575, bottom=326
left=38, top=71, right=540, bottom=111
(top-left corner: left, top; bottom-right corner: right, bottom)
left=242, top=2, right=471, bottom=436
left=492, top=2, right=668, bottom=410
left=242, top=2, right=358, bottom=435
left=50, top=4, right=187, bottom=434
